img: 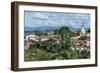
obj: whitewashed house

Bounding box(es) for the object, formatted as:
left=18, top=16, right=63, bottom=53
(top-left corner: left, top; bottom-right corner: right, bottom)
left=25, top=34, right=39, bottom=41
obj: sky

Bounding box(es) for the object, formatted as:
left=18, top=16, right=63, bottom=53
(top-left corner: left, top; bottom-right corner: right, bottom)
left=24, top=11, right=90, bottom=29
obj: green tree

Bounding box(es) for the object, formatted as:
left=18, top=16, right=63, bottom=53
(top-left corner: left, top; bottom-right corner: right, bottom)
left=58, top=27, right=72, bottom=49
left=79, top=36, right=87, bottom=40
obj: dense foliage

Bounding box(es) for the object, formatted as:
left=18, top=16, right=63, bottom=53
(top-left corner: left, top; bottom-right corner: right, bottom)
left=24, top=27, right=90, bottom=61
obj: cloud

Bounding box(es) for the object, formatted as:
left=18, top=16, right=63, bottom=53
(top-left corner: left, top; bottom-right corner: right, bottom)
left=32, top=12, right=49, bottom=19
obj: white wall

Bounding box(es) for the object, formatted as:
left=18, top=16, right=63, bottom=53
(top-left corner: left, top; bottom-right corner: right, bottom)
left=0, top=0, right=99, bottom=73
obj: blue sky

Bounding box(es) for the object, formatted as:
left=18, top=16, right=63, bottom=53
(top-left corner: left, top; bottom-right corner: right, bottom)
left=24, top=11, right=90, bottom=29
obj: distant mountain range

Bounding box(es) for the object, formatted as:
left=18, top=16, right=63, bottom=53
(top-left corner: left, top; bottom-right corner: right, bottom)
left=24, top=26, right=60, bottom=32
left=24, top=26, right=90, bottom=32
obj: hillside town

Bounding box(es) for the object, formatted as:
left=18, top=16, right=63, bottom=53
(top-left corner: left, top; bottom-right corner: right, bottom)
left=24, top=26, right=90, bottom=52
left=71, top=26, right=90, bottom=52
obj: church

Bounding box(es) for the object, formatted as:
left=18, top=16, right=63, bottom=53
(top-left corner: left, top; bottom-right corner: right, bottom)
left=80, top=25, right=86, bottom=36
